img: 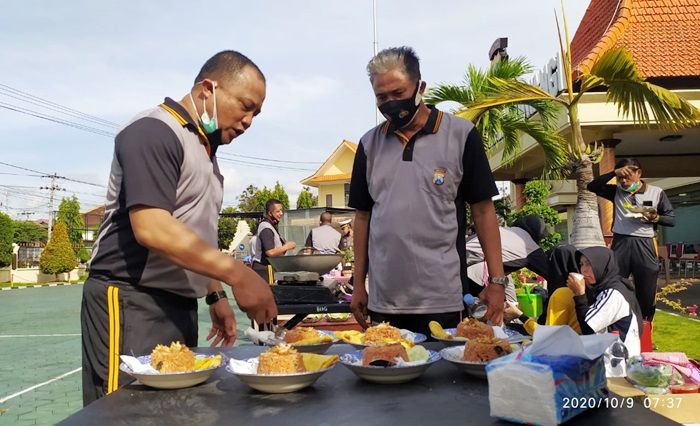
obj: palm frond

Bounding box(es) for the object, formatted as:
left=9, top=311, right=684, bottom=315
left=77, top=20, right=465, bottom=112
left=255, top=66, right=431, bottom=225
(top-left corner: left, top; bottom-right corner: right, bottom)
left=555, top=10, right=574, bottom=102
left=424, top=84, right=473, bottom=107
left=497, top=113, right=568, bottom=179
left=580, top=48, right=700, bottom=129
left=457, top=77, right=565, bottom=122
left=490, top=56, right=534, bottom=80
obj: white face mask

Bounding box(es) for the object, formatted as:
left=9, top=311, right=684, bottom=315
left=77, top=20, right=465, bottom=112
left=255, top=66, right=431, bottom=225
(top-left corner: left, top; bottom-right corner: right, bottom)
left=189, top=82, right=218, bottom=134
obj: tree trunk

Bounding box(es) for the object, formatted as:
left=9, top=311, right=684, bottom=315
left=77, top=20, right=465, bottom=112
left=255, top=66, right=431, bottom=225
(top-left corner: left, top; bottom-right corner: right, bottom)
left=569, top=157, right=605, bottom=248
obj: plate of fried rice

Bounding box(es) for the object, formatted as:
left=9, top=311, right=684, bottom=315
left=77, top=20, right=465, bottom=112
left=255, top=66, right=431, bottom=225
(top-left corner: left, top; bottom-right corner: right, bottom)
left=267, top=327, right=338, bottom=354
left=227, top=344, right=339, bottom=393
left=440, top=340, right=518, bottom=379
left=334, top=323, right=426, bottom=350
left=430, top=320, right=527, bottom=346
left=340, top=345, right=440, bottom=384
left=120, top=342, right=223, bottom=389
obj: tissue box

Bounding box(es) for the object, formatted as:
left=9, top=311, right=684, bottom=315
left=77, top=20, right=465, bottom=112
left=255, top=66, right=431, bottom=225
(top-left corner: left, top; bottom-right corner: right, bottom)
left=486, top=350, right=608, bottom=426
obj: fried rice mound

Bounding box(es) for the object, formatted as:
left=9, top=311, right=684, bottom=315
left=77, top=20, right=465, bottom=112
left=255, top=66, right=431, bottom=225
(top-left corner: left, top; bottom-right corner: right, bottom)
left=284, top=327, right=320, bottom=343
left=456, top=318, right=494, bottom=339
left=463, top=337, right=512, bottom=362
left=362, top=343, right=409, bottom=366
left=364, top=322, right=401, bottom=346
left=257, top=343, right=306, bottom=374
left=150, top=341, right=196, bottom=373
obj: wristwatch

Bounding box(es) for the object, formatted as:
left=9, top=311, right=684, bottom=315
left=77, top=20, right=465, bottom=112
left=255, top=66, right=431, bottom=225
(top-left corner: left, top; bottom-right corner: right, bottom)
left=488, top=276, right=509, bottom=288
left=205, top=290, right=228, bottom=305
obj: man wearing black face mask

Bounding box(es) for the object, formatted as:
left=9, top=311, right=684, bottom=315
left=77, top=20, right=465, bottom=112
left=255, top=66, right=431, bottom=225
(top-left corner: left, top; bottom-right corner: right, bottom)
left=348, top=46, right=507, bottom=336
left=81, top=51, right=277, bottom=405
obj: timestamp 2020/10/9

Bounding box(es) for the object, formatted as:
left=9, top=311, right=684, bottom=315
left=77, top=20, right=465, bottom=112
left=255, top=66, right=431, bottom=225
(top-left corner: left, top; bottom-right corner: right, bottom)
left=562, top=396, right=683, bottom=410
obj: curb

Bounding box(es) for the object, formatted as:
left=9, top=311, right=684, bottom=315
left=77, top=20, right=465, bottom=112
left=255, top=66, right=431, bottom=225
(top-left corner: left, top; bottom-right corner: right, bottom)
left=1, top=282, right=84, bottom=291
left=656, top=308, right=700, bottom=323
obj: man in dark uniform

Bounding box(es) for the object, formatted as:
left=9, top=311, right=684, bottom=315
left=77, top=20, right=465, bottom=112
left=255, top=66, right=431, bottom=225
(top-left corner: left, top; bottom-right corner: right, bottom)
left=588, top=158, right=675, bottom=320
left=82, top=51, right=277, bottom=405
left=349, top=47, right=507, bottom=335
left=252, top=199, right=296, bottom=281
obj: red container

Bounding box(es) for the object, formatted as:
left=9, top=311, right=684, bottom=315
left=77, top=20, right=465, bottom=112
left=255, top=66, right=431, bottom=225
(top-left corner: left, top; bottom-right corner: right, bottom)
left=641, top=320, right=653, bottom=353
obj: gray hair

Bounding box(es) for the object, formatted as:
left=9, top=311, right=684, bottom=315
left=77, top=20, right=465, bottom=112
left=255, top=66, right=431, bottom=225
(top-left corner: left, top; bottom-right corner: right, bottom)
left=366, top=46, right=421, bottom=83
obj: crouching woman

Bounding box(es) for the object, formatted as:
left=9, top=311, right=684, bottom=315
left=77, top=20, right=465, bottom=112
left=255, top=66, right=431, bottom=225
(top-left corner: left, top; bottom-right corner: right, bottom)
left=507, top=247, right=642, bottom=356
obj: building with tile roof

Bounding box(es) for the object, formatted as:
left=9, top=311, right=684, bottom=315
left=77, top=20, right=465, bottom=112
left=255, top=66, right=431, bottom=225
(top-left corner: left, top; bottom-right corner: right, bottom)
left=300, top=140, right=357, bottom=208
left=488, top=0, right=700, bottom=247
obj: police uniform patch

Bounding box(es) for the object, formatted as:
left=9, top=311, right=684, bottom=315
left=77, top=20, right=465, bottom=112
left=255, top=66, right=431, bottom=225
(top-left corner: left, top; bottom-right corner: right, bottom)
left=433, top=168, right=446, bottom=185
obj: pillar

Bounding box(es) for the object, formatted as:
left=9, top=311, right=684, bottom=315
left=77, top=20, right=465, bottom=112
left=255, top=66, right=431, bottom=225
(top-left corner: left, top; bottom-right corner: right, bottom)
left=597, top=139, right=621, bottom=246
left=511, top=178, right=530, bottom=210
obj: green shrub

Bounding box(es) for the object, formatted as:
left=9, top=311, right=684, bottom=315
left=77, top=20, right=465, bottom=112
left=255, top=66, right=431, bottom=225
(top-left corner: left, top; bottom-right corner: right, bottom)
left=508, top=180, right=562, bottom=251
left=77, top=247, right=91, bottom=264
left=0, top=213, right=14, bottom=267
left=40, top=222, right=76, bottom=278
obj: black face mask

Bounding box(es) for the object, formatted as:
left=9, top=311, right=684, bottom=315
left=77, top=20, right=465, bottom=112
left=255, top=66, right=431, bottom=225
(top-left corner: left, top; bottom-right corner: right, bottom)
left=378, top=82, right=421, bottom=129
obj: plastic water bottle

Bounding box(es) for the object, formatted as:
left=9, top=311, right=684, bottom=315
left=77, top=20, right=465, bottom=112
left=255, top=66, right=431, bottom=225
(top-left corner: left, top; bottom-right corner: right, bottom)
left=604, top=331, right=629, bottom=377
left=463, top=294, right=487, bottom=320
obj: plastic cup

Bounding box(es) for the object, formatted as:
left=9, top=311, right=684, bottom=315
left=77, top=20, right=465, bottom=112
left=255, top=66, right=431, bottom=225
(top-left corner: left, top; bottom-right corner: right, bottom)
left=570, top=273, right=584, bottom=283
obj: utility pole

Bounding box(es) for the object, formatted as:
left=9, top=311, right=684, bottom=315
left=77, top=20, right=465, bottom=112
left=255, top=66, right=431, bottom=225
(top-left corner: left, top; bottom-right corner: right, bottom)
left=372, top=0, right=379, bottom=125
left=40, top=173, right=65, bottom=241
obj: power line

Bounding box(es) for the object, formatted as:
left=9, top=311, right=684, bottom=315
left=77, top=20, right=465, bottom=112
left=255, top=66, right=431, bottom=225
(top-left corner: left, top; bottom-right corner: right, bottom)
left=0, top=89, right=119, bottom=129
left=0, top=160, right=106, bottom=188
left=0, top=101, right=116, bottom=137
left=217, top=152, right=322, bottom=165
left=0, top=83, right=120, bottom=127
left=217, top=157, right=316, bottom=172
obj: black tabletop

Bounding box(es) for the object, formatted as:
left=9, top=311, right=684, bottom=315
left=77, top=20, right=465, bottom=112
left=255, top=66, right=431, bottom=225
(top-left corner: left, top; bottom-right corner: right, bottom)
left=60, top=344, right=680, bottom=426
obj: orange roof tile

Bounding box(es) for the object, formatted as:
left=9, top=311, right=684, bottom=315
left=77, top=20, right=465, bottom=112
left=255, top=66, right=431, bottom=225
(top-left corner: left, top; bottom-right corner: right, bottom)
left=571, top=0, right=700, bottom=78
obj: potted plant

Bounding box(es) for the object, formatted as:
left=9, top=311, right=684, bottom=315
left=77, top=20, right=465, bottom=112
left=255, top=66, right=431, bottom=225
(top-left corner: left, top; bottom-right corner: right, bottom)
left=341, top=248, right=354, bottom=277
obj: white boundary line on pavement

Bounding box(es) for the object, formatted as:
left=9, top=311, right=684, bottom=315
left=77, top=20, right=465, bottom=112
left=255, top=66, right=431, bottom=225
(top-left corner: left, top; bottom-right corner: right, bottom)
left=0, top=367, right=82, bottom=403
left=1, top=282, right=81, bottom=291
left=0, top=334, right=81, bottom=338
left=657, top=308, right=700, bottom=323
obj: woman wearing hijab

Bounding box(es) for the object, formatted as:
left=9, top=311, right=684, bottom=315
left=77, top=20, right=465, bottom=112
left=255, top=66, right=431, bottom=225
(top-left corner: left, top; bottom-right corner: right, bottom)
left=506, top=246, right=642, bottom=356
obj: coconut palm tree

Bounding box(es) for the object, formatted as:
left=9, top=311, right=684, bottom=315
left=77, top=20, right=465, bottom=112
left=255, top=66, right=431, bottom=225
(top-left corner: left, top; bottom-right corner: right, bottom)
left=429, top=15, right=700, bottom=248
left=425, top=56, right=568, bottom=178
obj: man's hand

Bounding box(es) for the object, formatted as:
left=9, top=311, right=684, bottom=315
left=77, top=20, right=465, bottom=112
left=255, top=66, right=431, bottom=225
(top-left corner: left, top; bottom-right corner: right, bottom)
left=479, top=284, right=505, bottom=325
left=614, top=165, right=638, bottom=179
left=350, top=284, right=369, bottom=329
left=642, top=211, right=659, bottom=223
left=228, top=265, right=278, bottom=325
left=283, top=241, right=297, bottom=251
left=207, top=300, right=237, bottom=347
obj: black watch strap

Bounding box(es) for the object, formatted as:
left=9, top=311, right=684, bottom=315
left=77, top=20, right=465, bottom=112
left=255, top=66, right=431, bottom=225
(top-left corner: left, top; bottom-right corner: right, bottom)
left=205, top=290, right=228, bottom=305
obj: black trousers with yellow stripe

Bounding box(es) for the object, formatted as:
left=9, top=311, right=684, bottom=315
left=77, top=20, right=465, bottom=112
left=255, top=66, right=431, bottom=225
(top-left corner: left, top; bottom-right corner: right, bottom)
left=81, top=277, right=198, bottom=406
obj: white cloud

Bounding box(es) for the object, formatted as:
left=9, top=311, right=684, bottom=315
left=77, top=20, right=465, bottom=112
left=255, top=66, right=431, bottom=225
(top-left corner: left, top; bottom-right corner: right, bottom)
left=258, top=75, right=342, bottom=125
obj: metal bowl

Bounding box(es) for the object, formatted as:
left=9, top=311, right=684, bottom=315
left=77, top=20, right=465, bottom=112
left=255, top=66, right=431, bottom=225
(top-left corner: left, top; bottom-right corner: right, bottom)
left=267, top=254, right=342, bottom=274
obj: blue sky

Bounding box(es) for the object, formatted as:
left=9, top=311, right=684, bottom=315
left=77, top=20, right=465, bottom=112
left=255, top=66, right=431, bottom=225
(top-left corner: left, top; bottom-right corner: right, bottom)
left=0, top=0, right=589, bottom=218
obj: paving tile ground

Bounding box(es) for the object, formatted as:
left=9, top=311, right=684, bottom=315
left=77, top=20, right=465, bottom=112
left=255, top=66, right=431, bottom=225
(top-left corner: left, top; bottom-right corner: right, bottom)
left=0, top=285, right=251, bottom=425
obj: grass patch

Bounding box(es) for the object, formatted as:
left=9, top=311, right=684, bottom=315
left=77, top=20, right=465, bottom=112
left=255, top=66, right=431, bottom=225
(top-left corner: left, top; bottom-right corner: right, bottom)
left=653, top=310, right=700, bottom=359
